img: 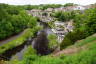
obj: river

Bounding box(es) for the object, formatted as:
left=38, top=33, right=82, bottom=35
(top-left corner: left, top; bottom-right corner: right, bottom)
left=0, top=21, right=54, bottom=60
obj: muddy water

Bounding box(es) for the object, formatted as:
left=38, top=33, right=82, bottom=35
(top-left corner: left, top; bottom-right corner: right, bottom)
left=0, top=21, right=53, bottom=60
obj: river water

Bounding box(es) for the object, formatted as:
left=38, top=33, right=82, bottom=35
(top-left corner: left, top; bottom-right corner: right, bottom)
left=0, top=21, right=54, bottom=60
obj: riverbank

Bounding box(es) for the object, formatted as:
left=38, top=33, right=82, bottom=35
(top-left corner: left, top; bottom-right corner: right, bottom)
left=0, top=26, right=41, bottom=55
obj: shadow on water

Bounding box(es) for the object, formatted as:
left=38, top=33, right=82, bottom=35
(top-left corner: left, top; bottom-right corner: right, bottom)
left=0, top=38, right=33, bottom=61
left=33, top=30, right=51, bottom=55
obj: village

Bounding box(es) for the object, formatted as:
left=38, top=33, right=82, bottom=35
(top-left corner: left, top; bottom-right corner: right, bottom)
left=0, top=1, right=96, bottom=63
left=27, top=5, right=91, bottom=43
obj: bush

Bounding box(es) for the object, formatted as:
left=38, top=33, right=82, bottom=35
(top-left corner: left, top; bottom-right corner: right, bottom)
left=60, top=37, right=72, bottom=49
left=22, top=46, right=39, bottom=64
left=47, top=34, right=58, bottom=49
left=60, top=30, right=86, bottom=49
left=52, top=11, right=75, bottom=21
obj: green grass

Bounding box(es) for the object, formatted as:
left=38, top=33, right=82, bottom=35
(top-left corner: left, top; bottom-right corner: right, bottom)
left=60, top=34, right=96, bottom=64
left=75, top=35, right=96, bottom=47
left=8, top=34, right=96, bottom=64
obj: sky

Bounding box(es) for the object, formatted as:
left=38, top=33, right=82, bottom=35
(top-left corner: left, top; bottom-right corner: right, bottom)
left=0, top=0, right=96, bottom=5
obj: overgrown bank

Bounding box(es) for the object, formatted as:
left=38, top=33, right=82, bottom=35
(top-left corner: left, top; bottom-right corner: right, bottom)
left=0, top=26, right=41, bottom=54
left=7, top=33, right=96, bottom=64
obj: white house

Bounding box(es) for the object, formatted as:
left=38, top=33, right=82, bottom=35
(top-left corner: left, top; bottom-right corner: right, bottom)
left=54, top=21, right=65, bottom=26
left=73, top=6, right=86, bottom=10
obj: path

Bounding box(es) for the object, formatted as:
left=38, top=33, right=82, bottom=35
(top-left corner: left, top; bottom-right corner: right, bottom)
left=0, top=31, right=25, bottom=46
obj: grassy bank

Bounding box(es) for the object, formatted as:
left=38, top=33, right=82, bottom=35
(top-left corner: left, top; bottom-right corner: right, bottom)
left=9, top=33, right=96, bottom=64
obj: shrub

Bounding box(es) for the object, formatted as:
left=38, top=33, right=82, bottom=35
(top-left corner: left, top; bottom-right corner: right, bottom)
left=60, top=30, right=86, bottom=49
left=47, top=34, right=58, bottom=49
left=60, top=37, right=72, bottom=49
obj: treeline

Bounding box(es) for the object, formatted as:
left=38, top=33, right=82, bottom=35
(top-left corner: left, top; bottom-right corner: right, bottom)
left=60, top=8, right=96, bottom=49
left=0, top=4, right=37, bottom=40
left=18, top=4, right=62, bottom=10
left=17, top=3, right=77, bottom=10
left=52, top=11, right=75, bottom=21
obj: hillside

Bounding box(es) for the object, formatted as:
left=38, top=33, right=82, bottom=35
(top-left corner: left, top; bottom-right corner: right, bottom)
left=53, top=33, right=96, bottom=56
left=35, top=33, right=96, bottom=64
left=4, top=33, right=95, bottom=64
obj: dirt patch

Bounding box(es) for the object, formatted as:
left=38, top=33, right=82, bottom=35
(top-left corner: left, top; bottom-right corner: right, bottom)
left=52, top=47, right=79, bottom=56
left=52, top=44, right=89, bottom=56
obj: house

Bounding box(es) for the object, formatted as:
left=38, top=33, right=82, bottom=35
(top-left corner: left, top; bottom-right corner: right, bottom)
left=45, top=8, right=54, bottom=12
left=66, top=20, right=74, bottom=32
left=64, top=5, right=86, bottom=11
left=54, top=21, right=65, bottom=26
left=73, top=6, right=86, bottom=10
left=54, top=7, right=66, bottom=12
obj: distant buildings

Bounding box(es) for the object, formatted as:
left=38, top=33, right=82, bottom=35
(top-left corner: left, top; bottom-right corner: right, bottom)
left=27, top=5, right=90, bottom=43
left=27, top=5, right=90, bottom=19
left=27, top=8, right=54, bottom=22
left=54, top=5, right=88, bottom=12
left=52, top=20, right=74, bottom=43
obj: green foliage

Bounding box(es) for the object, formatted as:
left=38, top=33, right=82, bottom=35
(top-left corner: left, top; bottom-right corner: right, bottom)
left=27, top=17, right=37, bottom=28
left=1, top=3, right=96, bottom=64
left=61, top=8, right=96, bottom=50
left=74, top=8, right=96, bottom=37
left=0, top=26, right=41, bottom=54
left=18, top=4, right=62, bottom=10
left=62, top=35, right=96, bottom=64
left=0, top=4, right=37, bottom=40
left=61, top=36, right=96, bottom=64
left=47, top=21, right=55, bottom=28
left=60, top=30, right=86, bottom=49
left=39, top=4, right=62, bottom=10
left=60, top=36, right=72, bottom=49
left=75, top=35, right=96, bottom=47
left=9, top=34, right=96, bottom=64
left=22, top=46, right=39, bottom=64
left=62, top=49, right=96, bottom=64
left=64, top=3, right=77, bottom=7
left=53, top=11, right=75, bottom=21
left=33, top=56, right=63, bottom=64
left=9, top=46, right=38, bottom=64
left=48, top=34, right=58, bottom=48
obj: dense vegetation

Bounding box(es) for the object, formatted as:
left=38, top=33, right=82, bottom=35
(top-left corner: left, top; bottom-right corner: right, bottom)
left=52, top=11, right=75, bottom=21
left=48, top=34, right=58, bottom=49
left=18, top=4, right=62, bottom=10
left=0, top=26, right=41, bottom=54
left=64, top=3, right=77, bottom=7
left=60, top=8, right=96, bottom=49
left=0, top=4, right=37, bottom=40
left=17, top=3, right=76, bottom=10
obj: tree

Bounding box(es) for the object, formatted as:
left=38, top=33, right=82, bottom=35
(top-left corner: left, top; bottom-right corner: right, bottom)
left=64, top=3, right=77, bottom=7
left=53, top=11, right=75, bottom=21
left=0, top=3, right=37, bottom=40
